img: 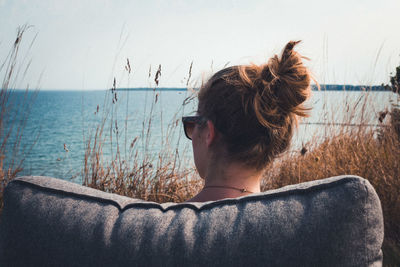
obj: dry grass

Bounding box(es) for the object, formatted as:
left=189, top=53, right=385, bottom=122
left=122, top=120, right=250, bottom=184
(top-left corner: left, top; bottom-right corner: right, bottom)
left=83, top=129, right=202, bottom=203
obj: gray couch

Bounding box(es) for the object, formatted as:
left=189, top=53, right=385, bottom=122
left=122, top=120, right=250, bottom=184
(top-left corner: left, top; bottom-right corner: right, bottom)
left=0, top=175, right=383, bottom=266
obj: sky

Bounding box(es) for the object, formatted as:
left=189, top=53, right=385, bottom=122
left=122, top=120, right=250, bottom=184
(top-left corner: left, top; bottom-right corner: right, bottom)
left=0, top=0, right=399, bottom=90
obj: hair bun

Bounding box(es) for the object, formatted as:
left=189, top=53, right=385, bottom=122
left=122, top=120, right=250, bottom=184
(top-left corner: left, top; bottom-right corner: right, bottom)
left=263, top=40, right=311, bottom=118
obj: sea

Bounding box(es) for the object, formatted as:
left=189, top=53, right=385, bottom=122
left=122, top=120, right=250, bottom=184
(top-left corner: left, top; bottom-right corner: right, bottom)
left=3, top=87, right=398, bottom=184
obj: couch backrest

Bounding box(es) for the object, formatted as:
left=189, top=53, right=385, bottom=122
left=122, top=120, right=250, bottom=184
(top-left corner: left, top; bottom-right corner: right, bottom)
left=0, top=175, right=383, bottom=267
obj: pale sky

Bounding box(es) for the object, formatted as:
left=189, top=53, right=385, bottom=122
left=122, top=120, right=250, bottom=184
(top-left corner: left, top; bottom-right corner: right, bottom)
left=1, top=0, right=399, bottom=90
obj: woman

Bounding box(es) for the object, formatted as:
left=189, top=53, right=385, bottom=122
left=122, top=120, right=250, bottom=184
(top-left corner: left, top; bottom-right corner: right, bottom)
left=183, top=41, right=313, bottom=202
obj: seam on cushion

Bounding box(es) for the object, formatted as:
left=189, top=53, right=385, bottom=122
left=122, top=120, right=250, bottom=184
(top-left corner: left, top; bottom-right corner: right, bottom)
left=10, top=176, right=364, bottom=213
left=10, top=179, right=124, bottom=211
left=121, top=176, right=364, bottom=212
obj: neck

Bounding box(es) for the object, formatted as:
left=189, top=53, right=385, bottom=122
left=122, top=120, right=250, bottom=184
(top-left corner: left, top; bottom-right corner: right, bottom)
left=204, top=161, right=261, bottom=192
left=187, top=162, right=262, bottom=202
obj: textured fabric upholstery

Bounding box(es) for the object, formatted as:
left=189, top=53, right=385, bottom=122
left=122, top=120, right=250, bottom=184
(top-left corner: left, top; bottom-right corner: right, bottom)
left=0, top=175, right=383, bottom=266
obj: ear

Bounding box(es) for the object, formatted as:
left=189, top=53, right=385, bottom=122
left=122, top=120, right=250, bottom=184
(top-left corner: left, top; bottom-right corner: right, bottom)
left=205, top=120, right=216, bottom=147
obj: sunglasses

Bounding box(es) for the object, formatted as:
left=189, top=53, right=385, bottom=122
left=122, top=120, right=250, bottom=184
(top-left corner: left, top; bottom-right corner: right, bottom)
left=182, top=116, right=207, bottom=140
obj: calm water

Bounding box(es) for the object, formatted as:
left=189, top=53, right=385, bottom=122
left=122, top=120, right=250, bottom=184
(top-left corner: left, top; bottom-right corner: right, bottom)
left=3, top=89, right=397, bottom=183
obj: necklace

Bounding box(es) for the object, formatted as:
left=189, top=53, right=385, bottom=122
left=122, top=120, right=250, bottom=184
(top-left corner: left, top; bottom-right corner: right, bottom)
left=203, top=185, right=254, bottom=194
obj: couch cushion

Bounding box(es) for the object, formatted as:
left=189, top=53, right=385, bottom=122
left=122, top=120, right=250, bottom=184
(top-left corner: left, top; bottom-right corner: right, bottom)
left=0, top=175, right=383, bottom=267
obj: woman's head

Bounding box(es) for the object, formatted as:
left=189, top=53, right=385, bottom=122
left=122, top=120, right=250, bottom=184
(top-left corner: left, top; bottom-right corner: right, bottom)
left=194, top=41, right=313, bottom=171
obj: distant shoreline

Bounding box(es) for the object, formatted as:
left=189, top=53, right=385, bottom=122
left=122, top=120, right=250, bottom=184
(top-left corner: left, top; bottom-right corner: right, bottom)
left=116, top=88, right=188, bottom=91
left=115, top=85, right=387, bottom=92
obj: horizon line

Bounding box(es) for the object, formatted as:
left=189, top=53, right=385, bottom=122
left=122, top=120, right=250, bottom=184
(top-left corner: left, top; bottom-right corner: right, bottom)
left=12, top=84, right=389, bottom=91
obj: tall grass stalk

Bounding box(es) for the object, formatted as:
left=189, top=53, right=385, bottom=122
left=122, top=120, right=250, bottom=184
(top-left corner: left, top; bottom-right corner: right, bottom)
left=0, top=26, right=38, bottom=212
